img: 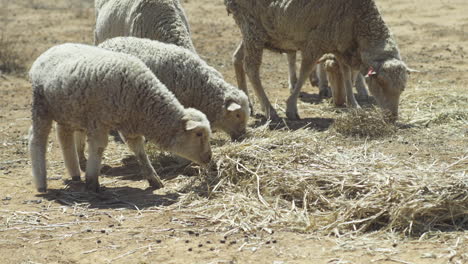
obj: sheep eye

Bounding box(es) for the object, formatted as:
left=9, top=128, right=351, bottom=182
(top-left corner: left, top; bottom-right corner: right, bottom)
left=236, top=113, right=241, bottom=118
left=196, top=132, right=203, bottom=137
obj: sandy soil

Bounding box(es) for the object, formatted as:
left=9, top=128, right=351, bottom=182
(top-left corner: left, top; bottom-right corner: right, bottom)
left=0, top=0, right=466, bottom=263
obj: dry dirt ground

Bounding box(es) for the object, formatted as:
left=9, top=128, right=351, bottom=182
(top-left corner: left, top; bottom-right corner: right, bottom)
left=0, top=0, right=467, bottom=263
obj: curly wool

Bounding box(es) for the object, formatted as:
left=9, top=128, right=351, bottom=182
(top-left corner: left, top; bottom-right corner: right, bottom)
left=94, top=0, right=195, bottom=52
left=29, top=43, right=188, bottom=150
left=225, top=0, right=400, bottom=68
left=99, top=37, right=249, bottom=128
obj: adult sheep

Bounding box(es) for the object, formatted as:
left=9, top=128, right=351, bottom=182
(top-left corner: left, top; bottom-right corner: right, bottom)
left=227, top=0, right=417, bottom=121
left=94, top=0, right=195, bottom=52
left=29, top=43, right=212, bottom=193
left=98, top=37, right=250, bottom=141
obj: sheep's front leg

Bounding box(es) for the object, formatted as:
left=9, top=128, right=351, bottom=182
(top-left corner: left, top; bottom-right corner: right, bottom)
left=233, top=41, right=253, bottom=114
left=85, top=129, right=108, bottom=192
left=56, top=124, right=81, bottom=181
left=341, top=64, right=360, bottom=108
left=286, top=54, right=317, bottom=120
left=124, top=135, right=164, bottom=189
left=243, top=43, right=279, bottom=120
left=286, top=52, right=298, bottom=93
left=29, top=116, right=53, bottom=193
left=74, top=130, right=87, bottom=172
left=354, top=73, right=369, bottom=101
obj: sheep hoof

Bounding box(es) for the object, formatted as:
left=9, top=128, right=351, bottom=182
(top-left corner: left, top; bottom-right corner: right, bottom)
left=37, top=187, right=47, bottom=193
left=147, top=176, right=164, bottom=189
left=286, top=112, right=300, bottom=120
left=85, top=179, right=100, bottom=193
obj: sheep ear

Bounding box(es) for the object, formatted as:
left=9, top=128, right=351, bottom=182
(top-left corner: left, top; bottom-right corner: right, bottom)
left=227, top=102, right=241, bottom=112
left=185, top=120, right=200, bottom=131
left=406, top=67, right=420, bottom=74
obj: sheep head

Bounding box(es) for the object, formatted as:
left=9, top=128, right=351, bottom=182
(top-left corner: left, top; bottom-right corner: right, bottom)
left=365, top=59, right=415, bottom=121
left=170, top=108, right=212, bottom=165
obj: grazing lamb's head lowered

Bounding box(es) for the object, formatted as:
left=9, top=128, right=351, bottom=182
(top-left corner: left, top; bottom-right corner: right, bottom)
left=214, top=91, right=251, bottom=141
left=365, top=59, right=416, bottom=121
left=170, top=108, right=212, bottom=165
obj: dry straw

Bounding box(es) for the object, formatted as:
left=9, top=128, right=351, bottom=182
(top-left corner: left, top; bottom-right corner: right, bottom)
left=148, top=118, right=467, bottom=236
left=333, top=108, right=397, bottom=138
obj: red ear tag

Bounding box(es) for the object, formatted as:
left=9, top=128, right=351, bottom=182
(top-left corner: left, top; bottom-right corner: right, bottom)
left=366, top=67, right=377, bottom=77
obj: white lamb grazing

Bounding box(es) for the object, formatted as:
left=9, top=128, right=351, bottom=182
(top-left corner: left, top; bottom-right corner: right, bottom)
left=28, top=43, right=212, bottom=193
left=226, top=0, right=417, bottom=121
left=94, top=0, right=195, bottom=52
left=98, top=37, right=250, bottom=141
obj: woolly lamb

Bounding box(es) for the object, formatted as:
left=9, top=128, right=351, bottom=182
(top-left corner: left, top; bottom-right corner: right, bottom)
left=98, top=37, right=250, bottom=141
left=226, top=0, right=417, bottom=121
left=94, top=0, right=195, bottom=52
left=287, top=52, right=369, bottom=101
left=316, top=54, right=369, bottom=107
left=28, top=43, right=212, bottom=193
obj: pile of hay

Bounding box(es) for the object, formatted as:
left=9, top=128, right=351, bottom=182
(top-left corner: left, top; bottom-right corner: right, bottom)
left=148, top=122, right=467, bottom=236
left=333, top=108, right=397, bottom=138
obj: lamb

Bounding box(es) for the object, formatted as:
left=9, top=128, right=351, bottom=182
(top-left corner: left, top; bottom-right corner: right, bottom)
left=28, top=43, right=212, bottom=193
left=226, top=0, right=417, bottom=121
left=94, top=0, right=195, bottom=52
left=286, top=51, right=331, bottom=98
left=287, top=52, right=369, bottom=101
left=315, top=54, right=369, bottom=107
left=98, top=37, right=250, bottom=141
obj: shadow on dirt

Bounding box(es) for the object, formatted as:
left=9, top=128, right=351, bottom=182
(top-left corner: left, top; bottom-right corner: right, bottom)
left=252, top=116, right=334, bottom=132
left=104, top=155, right=200, bottom=181
left=37, top=184, right=180, bottom=210
left=298, top=91, right=327, bottom=105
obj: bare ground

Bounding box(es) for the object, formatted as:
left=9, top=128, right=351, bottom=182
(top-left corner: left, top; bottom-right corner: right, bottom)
left=0, top=0, right=467, bottom=263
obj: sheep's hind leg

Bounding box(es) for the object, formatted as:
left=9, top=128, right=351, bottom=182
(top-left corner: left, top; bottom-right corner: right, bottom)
left=286, top=52, right=298, bottom=93
left=233, top=41, right=254, bottom=115
left=74, top=130, right=87, bottom=172
left=341, top=64, right=360, bottom=108
left=56, top=124, right=81, bottom=181
left=85, top=128, right=108, bottom=192
left=286, top=54, right=318, bottom=120
left=29, top=116, right=53, bottom=193
left=243, top=43, right=279, bottom=120
left=123, top=135, right=164, bottom=189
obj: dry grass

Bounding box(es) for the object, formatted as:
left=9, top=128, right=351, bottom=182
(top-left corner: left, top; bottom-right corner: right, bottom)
left=0, top=33, right=25, bottom=74
left=146, top=118, right=467, bottom=236
left=333, top=108, right=397, bottom=138
left=0, top=1, right=25, bottom=74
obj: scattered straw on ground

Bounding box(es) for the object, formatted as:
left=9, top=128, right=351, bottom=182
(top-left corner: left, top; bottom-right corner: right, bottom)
left=147, top=119, right=467, bottom=236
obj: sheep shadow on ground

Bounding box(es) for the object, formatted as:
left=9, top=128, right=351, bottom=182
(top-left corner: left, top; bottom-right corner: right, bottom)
left=252, top=115, right=334, bottom=132
left=37, top=185, right=180, bottom=210
left=298, top=91, right=327, bottom=105
left=101, top=155, right=200, bottom=181
left=299, top=91, right=378, bottom=107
